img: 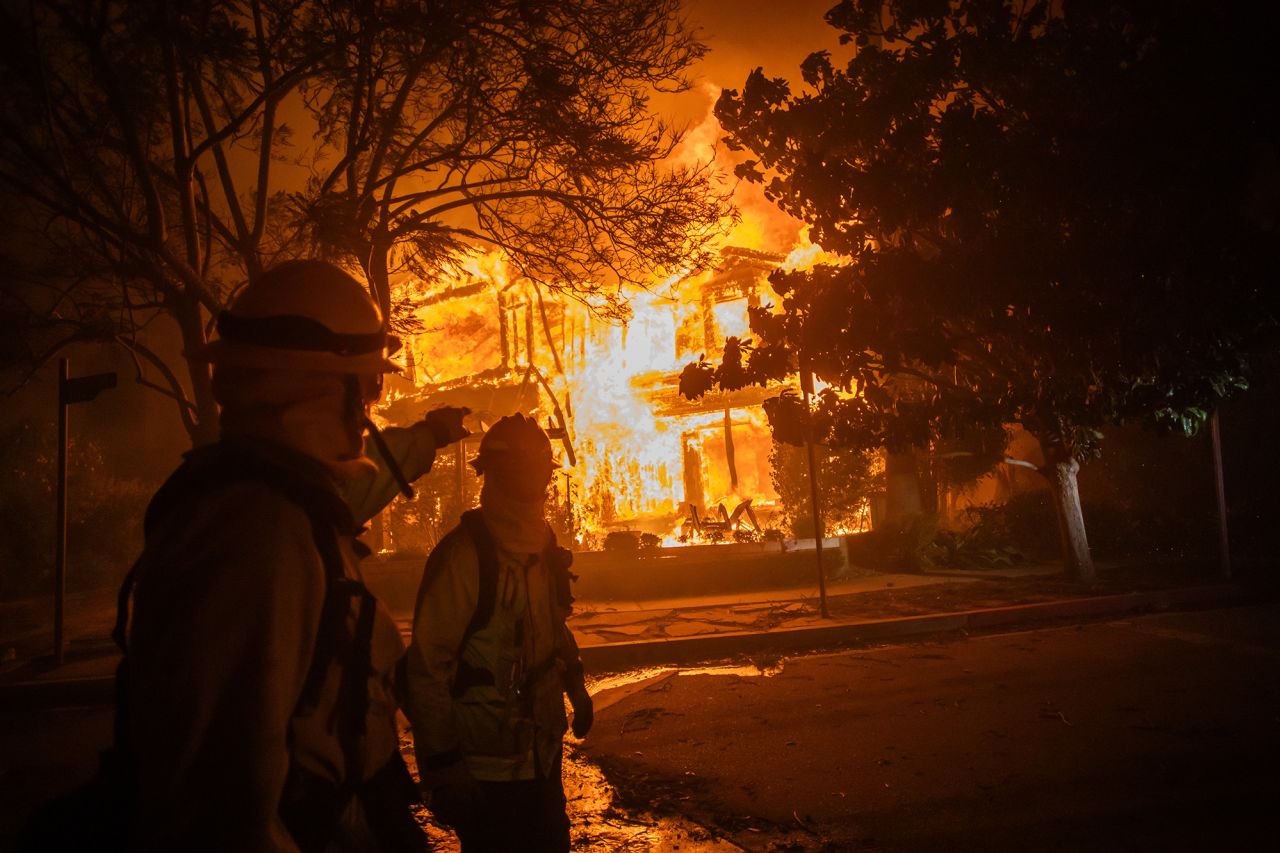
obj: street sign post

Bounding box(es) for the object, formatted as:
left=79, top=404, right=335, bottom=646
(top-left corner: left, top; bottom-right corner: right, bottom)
left=1210, top=411, right=1231, bottom=580
left=54, top=358, right=116, bottom=665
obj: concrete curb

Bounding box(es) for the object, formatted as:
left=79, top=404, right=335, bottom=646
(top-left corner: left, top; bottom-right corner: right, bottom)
left=577, top=584, right=1250, bottom=673
left=0, top=673, right=116, bottom=708
left=0, top=584, right=1251, bottom=707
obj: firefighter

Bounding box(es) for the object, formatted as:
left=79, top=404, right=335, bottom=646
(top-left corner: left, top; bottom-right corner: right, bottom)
left=121, top=259, right=465, bottom=851
left=403, top=414, right=593, bottom=853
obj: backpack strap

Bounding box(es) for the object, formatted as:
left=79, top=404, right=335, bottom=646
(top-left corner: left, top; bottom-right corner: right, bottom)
left=543, top=536, right=577, bottom=611
left=458, top=509, right=500, bottom=647
left=404, top=510, right=504, bottom=700
left=407, top=511, right=573, bottom=701
left=432, top=510, right=502, bottom=698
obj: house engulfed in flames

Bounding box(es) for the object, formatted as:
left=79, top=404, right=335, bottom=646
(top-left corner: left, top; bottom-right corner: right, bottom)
left=371, top=246, right=798, bottom=553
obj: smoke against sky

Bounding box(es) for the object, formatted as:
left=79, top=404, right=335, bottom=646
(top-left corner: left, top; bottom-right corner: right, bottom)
left=657, top=0, right=845, bottom=125
left=656, top=1, right=847, bottom=254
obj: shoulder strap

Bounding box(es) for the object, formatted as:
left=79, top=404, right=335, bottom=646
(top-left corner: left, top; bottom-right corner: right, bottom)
left=409, top=511, right=563, bottom=697
left=543, top=532, right=577, bottom=611
left=458, top=509, right=500, bottom=649
left=402, top=511, right=502, bottom=701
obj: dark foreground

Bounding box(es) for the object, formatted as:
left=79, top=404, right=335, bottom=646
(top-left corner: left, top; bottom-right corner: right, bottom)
left=3, top=603, right=1277, bottom=851
left=580, top=603, right=1280, bottom=852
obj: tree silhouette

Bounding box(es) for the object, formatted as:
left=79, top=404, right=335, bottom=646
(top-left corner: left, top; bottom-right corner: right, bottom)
left=683, top=0, right=1279, bottom=581
left=1, top=0, right=726, bottom=445
left=291, top=0, right=727, bottom=322
left=0, top=0, right=351, bottom=444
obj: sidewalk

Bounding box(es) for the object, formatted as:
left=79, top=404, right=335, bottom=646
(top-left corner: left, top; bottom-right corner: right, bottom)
left=0, top=560, right=1255, bottom=705
left=566, top=560, right=1249, bottom=671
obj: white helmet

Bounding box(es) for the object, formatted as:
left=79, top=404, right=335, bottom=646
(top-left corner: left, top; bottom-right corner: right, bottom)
left=202, top=260, right=399, bottom=374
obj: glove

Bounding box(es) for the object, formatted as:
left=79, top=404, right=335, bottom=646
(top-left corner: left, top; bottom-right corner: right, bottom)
left=426, top=759, right=484, bottom=830
left=422, top=406, right=470, bottom=448
left=569, top=684, right=594, bottom=738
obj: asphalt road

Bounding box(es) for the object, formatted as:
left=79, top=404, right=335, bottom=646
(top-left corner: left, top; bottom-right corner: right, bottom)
left=580, top=604, right=1280, bottom=852
left=3, top=603, right=1277, bottom=852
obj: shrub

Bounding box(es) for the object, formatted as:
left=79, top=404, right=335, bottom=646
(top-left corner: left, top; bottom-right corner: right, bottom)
left=770, top=440, right=880, bottom=538
left=0, top=418, right=148, bottom=599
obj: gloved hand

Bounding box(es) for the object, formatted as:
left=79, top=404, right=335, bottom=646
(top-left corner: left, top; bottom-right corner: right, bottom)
left=569, top=683, right=594, bottom=738
left=422, top=406, right=470, bottom=448
left=426, top=759, right=484, bottom=830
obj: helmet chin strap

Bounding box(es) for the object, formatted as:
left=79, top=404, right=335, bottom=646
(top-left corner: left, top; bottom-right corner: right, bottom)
left=363, top=415, right=416, bottom=500
left=342, top=374, right=414, bottom=500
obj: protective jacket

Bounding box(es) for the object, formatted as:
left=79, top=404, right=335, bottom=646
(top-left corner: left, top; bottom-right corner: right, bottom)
left=403, top=511, right=583, bottom=783
left=346, top=422, right=444, bottom=525
left=124, top=437, right=413, bottom=851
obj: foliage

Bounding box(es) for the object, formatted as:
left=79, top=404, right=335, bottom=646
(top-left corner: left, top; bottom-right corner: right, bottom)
left=0, top=418, right=149, bottom=599
left=956, top=495, right=1057, bottom=561
left=949, top=490, right=1215, bottom=566
left=0, top=0, right=345, bottom=443
left=702, top=0, right=1275, bottom=457
left=1, top=0, right=727, bottom=448
left=686, top=0, right=1279, bottom=578
left=603, top=531, right=641, bottom=552
left=769, top=439, right=879, bottom=538
left=384, top=456, right=474, bottom=556
left=842, top=506, right=1024, bottom=572
left=290, top=0, right=728, bottom=321
left=928, top=524, right=1024, bottom=570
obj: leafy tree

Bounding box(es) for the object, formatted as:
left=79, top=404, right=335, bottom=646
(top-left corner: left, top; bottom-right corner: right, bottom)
left=682, top=0, right=1279, bottom=581
left=0, top=0, right=347, bottom=444
left=291, top=0, right=727, bottom=323
left=1, top=0, right=725, bottom=447
left=0, top=416, right=149, bottom=599
left=769, top=439, right=879, bottom=538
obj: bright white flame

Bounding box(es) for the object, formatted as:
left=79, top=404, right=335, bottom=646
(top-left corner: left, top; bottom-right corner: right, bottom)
left=374, top=98, right=853, bottom=549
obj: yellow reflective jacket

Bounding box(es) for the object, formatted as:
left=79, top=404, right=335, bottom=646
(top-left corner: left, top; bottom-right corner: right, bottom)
left=403, top=514, right=582, bottom=783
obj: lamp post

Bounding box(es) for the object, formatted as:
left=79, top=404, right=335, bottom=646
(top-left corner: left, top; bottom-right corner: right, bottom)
left=54, top=358, right=117, bottom=665
left=1210, top=411, right=1231, bottom=580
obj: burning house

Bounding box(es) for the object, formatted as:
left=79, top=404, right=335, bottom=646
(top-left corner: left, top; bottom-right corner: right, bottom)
left=372, top=246, right=794, bottom=554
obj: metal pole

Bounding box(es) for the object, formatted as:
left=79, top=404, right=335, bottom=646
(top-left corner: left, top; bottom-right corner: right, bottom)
left=54, top=357, right=69, bottom=666
left=801, top=366, right=830, bottom=618
left=1210, top=410, right=1231, bottom=579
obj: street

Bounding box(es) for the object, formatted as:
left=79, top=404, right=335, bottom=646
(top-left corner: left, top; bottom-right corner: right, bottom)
left=3, top=603, right=1277, bottom=851
left=580, top=603, right=1280, bottom=852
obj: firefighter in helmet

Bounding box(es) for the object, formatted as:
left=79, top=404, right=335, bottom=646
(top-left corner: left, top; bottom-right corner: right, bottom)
left=122, top=259, right=464, bottom=850
left=403, top=414, right=592, bottom=853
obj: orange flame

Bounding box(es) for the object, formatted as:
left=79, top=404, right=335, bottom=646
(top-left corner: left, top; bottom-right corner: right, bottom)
left=375, top=97, right=838, bottom=549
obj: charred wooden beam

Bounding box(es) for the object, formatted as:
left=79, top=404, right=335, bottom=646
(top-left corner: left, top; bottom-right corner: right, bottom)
left=724, top=407, right=739, bottom=491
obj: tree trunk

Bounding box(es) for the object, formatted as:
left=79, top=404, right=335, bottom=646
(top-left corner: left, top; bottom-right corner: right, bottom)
left=366, top=237, right=393, bottom=324
left=1045, top=452, right=1095, bottom=583
left=176, top=296, right=220, bottom=447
